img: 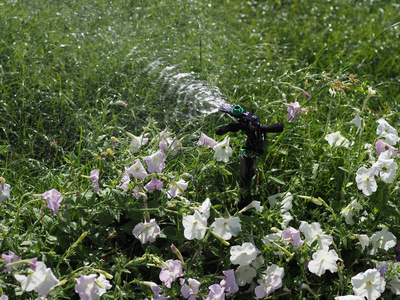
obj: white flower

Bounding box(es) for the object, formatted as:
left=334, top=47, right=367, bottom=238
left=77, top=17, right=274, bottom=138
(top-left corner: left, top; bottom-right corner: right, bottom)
left=371, top=154, right=398, bottom=183
left=377, top=119, right=398, bottom=145
left=213, top=136, right=233, bottom=162
left=230, top=242, right=257, bottom=266
left=335, top=296, right=364, bottom=300
left=386, top=262, right=400, bottom=295
left=351, top=269, right=385, bottom=300
left=299, top=221, right=333, bottom=250
left=307, top=249, right=339, bottom=276
left=235, top=265, right=257, bottom=286
left=0, top=179, right=10, bottom=203
left=354, top=234, right=370, bottom=251
left=125, top=160, right=148, bottom=179
left=182, top=211, right=207, bottom=240
left=351, top=109, right=363, bottom=128
left=167, top=179, right=188, bottom=198
left=211, top=217, right=241, bottom=241
left=268, top=192, right=293, bottom=213
left=255, top=264, right=284, bottom=299
left=369, top=227, right=397, bottom=255
left=340, top=198, right=363, bottom=225
left=14, top=261, right=59, bottom=297
left=132, top=219, right=161, bottom=244
left=325, top=131, right=349, bottom=148
left=355, top=167, right=377, bottom=196
left=126, top=132, right=148, bottom=153
left=197, top=198, right=211, bottom=220
left=144, top=150, right=167, bottom=173
left=243, top=200, right=264, bottom=213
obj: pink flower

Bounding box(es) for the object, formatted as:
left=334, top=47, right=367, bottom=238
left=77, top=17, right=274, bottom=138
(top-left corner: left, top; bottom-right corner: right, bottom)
left=144, top=150, right=167, bottom=173
left=75, top=274, right=112, bottom=300
left=375, top=140, right=398, bottom=157
left=2, top=251, right=20, bottom=273
left=144, top=178, right=164, bottom=193
left=254, top=275, right=282, bottom=299
left=120, top=175, right=130, bottom=191
left=125, top=160, right=148, bottom=179
left=90, top=169, right=100, bottom=193
left=220, top=269, right=239, bottom=295
left=159, top=260, right=183, bottom=288
left=282, top=226, right=304, bottom=249
left=181, top=278, right=201, bottom=300
left=197, top=133, right=217, bottom=149
left=205, top=284, right=225, bottom=300
left=132, top=219, right=161, bottom=244
left=42, top=189, right=63, bottom=214
left=287, top=102, right=303, bottom=122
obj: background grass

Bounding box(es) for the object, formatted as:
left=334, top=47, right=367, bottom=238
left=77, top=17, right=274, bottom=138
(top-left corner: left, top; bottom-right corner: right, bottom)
left=1, top=0, right=400, bottom=298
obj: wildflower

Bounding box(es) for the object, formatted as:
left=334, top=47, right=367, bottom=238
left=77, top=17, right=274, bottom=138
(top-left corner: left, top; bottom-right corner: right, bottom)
left=181, top=278, right=200, bottom=300
left=159, top=131, right=180, bottom=155
left=167, top=179, right=188, bottom=198
left=144, top=150, right=167, bottom=173
left=213, top=136, right=233, bottom=162
left=369, top=227, right=397, bottom=255
left=220, top=269, right=239, bottom=295
left=144, top=178, right=164, bottom=193
left=211, top=217, right=241, bottom=241
left=307, top=249, right=339, bottom=276
left=325, top=131, right=349, bottom=148
left=90, top=169, right=100, bottom=193
left=126, top=132, right=148, bottom=153
left=371, top=153, right=398, bottom=183
left=351, top=269, right=385, bottom=300
left=230, top=242, right=257, bottom=266
left=254, top=264, right=284, bottom=299
left=268, top=192, right=293, bottom=213
left=287, top=102, right=304, bottom=122
left=355, top=167, right=377, bottom=196
left=299, top=221, right=333, bottom=250
left=197, top=133, right=217, bottom=149
left=340, top=198, right=363, bottom=225
left=281, top=226, right=304, bottom=249
left=125, top=160, right=148, bottom=179
left=42, top=189, right=63, bottom=214
left=159, top=260, right=183, bottom=288
left=377, top=118, right=398, bottom=145
left=14, top=261, right=59, bottom=297
left=354, top=234, right=370, bottom=251
left=375, top=140, right=398, bottom=157
left=235, top=265, right=257, bottom=286
left=0, top=177, right=10, bottom=203
left=132, top=219, right=161, bottom=244
left=205, top=284, right=225, bottom=300
left=2, top=251, right=20, bottom=273
left=182, top=211, right=208, bottom=240
left=74, top=273, right=112, bottom=300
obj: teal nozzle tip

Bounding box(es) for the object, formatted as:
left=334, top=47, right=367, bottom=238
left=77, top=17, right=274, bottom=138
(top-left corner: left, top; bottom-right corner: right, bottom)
left=231, top=105, right=244, bottom=116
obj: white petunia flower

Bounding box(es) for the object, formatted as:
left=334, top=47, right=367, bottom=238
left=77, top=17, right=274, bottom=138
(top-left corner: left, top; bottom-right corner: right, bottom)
left=132, top=219, right=161, bottom=244
left=182, top=211, right=207, bottom=240
left=325, top=131, right=349, bottom=148
left=307, top=249, right=339, bottom=276
left=377, top=119, right=398, bottom=145
left=299, top=221, right=333, bottom=250
left=211, top=217, right=241, bottom=241
left=355, top=167, right=377, bottom=196
left=341, top=198, right=363, bottom=225
left=230, top=242, right=257, bottom=266
left=351, top=109, right=363, bottom=128
left=354, top=234, right=370, bottom=251
left=371, top=154, right=398, bottom=183
left=369, top=227, right=397, bottom=255
left=254, top=264, right=284, bottom=299
left=126, top=132, right=148, bottom=153
left=235, top=265, right=257, bottom=286
left=167, top=179, right=188, bottom=198
left=213, top=136, right=233, bottom=162
left=197, top=198, right=211, bottom=220
left=268, top=192, right=293, bottom=213
left=351, top=269, right=385, bottom=300
left=335, top=296, right=364, bottom=300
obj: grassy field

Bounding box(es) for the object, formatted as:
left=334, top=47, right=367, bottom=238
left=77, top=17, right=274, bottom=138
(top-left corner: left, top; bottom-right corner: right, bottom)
left=1, top=0, right=400, bottom=299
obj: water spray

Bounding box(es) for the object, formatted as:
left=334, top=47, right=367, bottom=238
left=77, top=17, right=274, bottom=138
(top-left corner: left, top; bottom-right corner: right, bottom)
left=216, top=104, right=284, bottom=210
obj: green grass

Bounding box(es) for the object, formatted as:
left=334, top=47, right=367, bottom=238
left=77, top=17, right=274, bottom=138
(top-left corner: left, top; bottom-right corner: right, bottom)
left=1, top=0, right=400, bottom=298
